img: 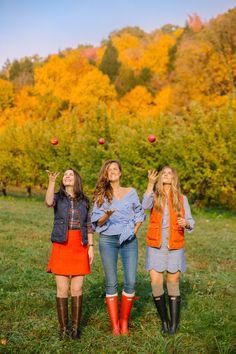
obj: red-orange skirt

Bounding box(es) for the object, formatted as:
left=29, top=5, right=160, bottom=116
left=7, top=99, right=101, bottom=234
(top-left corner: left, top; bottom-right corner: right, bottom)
left=47, top=230, right=90, bottom=276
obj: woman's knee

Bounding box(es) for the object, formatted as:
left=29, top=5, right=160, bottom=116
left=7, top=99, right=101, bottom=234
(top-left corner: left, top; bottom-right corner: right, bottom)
left=55, top=275, right=69, bottom=297
left=167, top=271, right=180, bottom=282
left=56, top=283, right=69, bottom=297
left=71, top=276, right=84, bottom=296
left=71, top=286, right=83, bottom=297
left=150, top=270, right=164, bottom=285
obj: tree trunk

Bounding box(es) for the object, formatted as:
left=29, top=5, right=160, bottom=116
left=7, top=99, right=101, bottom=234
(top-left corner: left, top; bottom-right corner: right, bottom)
left=26, top=186, right=32, bottom=197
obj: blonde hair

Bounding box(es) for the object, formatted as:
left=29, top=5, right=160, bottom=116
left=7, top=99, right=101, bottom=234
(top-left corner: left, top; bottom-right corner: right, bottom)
left=154, top=166, right=182, bottom=214
left=93, top=160, right=122, bottom=207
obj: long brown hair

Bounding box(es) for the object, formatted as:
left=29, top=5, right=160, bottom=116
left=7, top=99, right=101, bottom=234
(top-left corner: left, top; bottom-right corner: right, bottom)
left=154, top=166, right=182, bottom=214
left=93, top=160, right=122, bottom=207
left=59, top=168, right=89, bottom=208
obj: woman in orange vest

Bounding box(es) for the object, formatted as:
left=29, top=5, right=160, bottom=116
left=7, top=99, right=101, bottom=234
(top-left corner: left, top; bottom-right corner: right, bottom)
left=142, top=166, right=194, bottom=335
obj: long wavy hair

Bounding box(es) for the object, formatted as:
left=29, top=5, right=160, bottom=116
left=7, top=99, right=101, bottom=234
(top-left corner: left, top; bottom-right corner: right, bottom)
left=93, top=160, right=122, bottom=207
left=154, top=166, right=182, bottom=215
left=58, top=168, right=89, bottom=208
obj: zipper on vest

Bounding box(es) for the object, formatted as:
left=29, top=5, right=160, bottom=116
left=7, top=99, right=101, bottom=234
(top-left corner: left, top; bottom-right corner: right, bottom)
left=65, top=201, right=70, bottom=242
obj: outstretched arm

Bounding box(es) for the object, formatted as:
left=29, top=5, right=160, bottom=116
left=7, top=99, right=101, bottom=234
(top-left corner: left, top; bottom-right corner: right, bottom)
left=45, top=170, right=60, bottom=207
left=146, top=169, right=158, bottom=195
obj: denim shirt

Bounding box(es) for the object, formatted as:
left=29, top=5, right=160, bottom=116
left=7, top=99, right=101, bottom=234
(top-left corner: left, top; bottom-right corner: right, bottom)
left=91, top=188, right=146, bottom=244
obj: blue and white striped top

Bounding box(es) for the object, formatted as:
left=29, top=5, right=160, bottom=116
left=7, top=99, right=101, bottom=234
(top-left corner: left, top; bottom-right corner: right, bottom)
left=91, top=188, right=146, bottom=244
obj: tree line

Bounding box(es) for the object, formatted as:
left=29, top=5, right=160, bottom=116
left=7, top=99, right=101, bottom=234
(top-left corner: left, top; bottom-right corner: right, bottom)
left=0, top=9, right=235, bottom=210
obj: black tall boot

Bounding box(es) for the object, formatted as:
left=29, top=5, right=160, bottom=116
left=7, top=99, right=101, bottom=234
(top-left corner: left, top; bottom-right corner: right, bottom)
left=71, top=295, right=83, bottom=340
left=168, top=295, right=181, bottom=335
left=153, top=294, right=169, bottom=334
left=56, top=297, right=69, bottom=339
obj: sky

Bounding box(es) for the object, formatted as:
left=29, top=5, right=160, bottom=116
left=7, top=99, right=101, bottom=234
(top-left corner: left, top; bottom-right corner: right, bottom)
left=1, top=0, right=236, bottom=68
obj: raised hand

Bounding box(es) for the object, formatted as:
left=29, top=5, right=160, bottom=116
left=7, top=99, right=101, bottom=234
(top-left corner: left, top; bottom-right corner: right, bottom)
left=46, top=170, right=60, bottom=182
left=97, top=209, right=116, bottom=227
left=101, top=209, right=116, bottom=218
left=148, top=169, right=158, bottom=185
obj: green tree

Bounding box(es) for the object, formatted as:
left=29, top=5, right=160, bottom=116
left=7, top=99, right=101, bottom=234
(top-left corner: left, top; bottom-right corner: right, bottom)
left=99, top=41, right=121, bottom=82
left=9, top=58, right=34, bottom=89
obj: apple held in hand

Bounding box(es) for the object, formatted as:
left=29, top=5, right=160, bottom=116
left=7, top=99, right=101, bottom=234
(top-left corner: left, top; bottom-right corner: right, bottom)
left=148, top=134, right=156, bottom=143
left=51, top=137, right=59, bottom=145
left=98, top=137, right=106, bottom=145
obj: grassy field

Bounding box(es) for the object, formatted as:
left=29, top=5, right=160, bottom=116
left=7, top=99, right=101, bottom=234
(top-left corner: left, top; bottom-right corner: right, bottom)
left=0, top=196, right=235, bottom=354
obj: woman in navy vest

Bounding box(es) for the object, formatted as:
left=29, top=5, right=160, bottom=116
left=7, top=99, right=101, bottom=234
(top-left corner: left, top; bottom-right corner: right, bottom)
left=46, top=168, right=94, bottom=340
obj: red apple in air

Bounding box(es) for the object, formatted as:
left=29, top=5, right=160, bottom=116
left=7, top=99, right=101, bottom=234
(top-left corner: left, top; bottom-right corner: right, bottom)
left=98, top=137, right=106, bottom=145
left=51, top=137, right=59, bottom=145
left=148, top=134, right=156, bottom=143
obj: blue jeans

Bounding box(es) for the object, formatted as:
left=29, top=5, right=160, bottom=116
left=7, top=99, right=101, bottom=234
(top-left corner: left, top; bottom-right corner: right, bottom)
left=99, top=234, right=138, bottom=295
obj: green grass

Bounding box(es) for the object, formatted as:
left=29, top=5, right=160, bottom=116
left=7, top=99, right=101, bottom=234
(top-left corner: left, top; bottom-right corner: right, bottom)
left=0, top=196, right=235, bottom=353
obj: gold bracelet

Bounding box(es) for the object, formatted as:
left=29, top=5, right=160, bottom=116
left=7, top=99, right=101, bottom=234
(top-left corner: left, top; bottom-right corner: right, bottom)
left=88, top=244, right=94, bottom=247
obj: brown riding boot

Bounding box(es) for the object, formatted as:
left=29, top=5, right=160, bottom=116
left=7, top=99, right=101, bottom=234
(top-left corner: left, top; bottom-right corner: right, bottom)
left=56, top=297, right=69, bottom=339
left=71, top=295, right=83, bottom=339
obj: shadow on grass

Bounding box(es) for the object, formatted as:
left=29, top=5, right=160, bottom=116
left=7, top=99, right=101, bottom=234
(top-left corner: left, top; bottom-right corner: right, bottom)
left=179, top=277, right=194, bottom=309
left=81, top=273, right=194, bottom=330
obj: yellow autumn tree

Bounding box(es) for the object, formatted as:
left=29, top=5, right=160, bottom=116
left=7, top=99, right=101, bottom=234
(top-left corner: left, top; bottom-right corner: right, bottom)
left=0, top=79, right=14, bottom=111
left=152, top=85, right=173, bottom=115
left=69, top=67, right=117, bottom=119
left=0, top=79, right=14, bottom=130
left=172, top=35, right=233, bottom=110
left=141, top=29, right=183, bottom=80
left=112, top=32, right=144, bottom=71
left=35, top=49, right=116, bottom=116
left=13, top=86, right=39, bottom=124
left=34, top=50, right=91, bottom=103
left=117, top=85, right=154, bottom=119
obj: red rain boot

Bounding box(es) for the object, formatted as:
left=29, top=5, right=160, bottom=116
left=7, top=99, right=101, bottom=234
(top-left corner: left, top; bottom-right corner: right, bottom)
left=105, top=296, right=120, bottom=336
left=120, top=294, right=134, bottom=335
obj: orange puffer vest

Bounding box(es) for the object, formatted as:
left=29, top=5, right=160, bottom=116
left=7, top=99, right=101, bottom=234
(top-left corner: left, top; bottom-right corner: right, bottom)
left=146, top=194, right=185, bottom=250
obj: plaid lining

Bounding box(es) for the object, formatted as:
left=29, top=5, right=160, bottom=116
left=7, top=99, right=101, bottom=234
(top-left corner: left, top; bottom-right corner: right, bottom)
left=68, top=197, right=93, bottom=233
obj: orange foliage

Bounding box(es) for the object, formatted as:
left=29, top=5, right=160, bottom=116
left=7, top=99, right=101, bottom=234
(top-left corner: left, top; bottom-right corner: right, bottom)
left=69, top=68, right=117, bottom=117
left=14, top=86, right=38, bottom=114
left=0, top=79, right=14, bottom=111
left=172, top=34, right=234, bottom=110
left=141, top=30, right=182, bottom=79
left=34, top=51, right=91, bottom=101
left=1, top=8, right=235, bottom=129
left=187, top=13, right=203, bottom=32
left=117, top=86, right=154, bottom=119
left=112, top=33, right=144, bottom=71
left=153, top=86, right=173, bottom=114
